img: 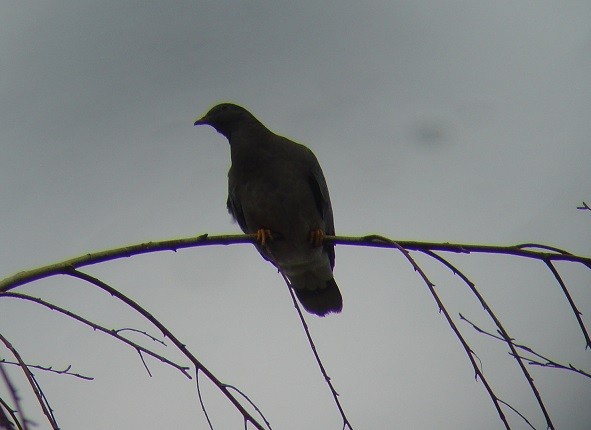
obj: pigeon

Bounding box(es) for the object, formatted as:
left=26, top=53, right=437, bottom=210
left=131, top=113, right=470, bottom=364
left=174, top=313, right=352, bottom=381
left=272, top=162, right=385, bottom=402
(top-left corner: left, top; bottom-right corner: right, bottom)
left=194, top=103, right=342, bottom=316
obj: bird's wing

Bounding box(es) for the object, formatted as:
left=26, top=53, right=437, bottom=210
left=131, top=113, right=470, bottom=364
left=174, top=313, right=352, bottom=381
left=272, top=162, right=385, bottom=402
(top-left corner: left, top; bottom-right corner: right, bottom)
left=309, top=163, right=336, bottom=269
left=226, top=181, right=248, bottom=233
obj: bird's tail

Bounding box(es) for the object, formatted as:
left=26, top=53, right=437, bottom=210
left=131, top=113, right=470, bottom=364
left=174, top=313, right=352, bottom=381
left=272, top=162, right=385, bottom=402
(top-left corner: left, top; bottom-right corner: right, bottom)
left=292, top=278, right=342, bottom=316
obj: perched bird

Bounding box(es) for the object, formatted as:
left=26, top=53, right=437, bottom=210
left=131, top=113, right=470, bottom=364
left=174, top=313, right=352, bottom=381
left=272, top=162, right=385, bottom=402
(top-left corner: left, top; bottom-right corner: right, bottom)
left=194, top=103, right=342, bottom=316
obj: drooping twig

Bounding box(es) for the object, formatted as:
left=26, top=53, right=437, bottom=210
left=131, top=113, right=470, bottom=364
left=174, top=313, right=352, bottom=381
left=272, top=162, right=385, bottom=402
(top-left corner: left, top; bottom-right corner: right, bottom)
left=0, top=361, right=26, bottom=430
left=1, top=293, right=190, bottom=377
left=461, top=315, right=591, bottom=379
left=387, top=242, right=511, bottom=429
left=0, top=361, right=93, bottom=381
left=0, top=333, right=58, bottom=429
left=422, top=250, right=552, bottom=429
left=281, top=273, right=353, bottom=430
left=224, top=384, right=272, bottom=430
left=543, top=260, right=591, bottom=349
left=1, top=275, right=269, bottom=430
left=66, top=269, right=268, bottom=430
left=497, top=398, right=537, bottom=430
left=0, top=395, right=20, bottom=430
left=1, top=233, right=589, bottom=429
left=114, top=328, right=167, bottom=346
left=195, top=369, right=214, bottom=430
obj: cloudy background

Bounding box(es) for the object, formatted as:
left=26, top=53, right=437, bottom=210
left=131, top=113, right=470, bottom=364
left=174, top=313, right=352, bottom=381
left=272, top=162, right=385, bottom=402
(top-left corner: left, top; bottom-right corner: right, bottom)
left=1, top=1, right=590, bottom=429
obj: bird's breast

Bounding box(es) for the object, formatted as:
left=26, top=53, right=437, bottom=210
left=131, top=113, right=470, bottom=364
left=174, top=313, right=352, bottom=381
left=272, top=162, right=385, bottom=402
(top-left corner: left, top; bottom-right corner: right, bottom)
left=233, top=170, right=322, bottom=238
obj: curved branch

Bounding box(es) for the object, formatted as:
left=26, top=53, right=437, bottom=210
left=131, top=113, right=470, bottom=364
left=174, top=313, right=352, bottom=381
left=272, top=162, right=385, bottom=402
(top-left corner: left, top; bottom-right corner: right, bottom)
left=281, top=273, right=353, bottom=430
left=461, top=315, right=591, bottom=379
left=2, top=234, right=590, bottom=293
left=0, top=360, right=93, bottom=381
left=0, top=234, right=252, bottom=292
left=66, top=269, right=268, bottom=430
left=1, top=293, right=190, bottom=377
left=544, top=261, right=591, bottom=348
left=1, top=233, right=589, bottom=429
left=0, top=362, right=26, bottom=430
left=423, top=250, right=553, bottom=428
left=390, top=243, right=510, bottom=429
left=0, top=333, right=59, bottom=429
left=328, top=235, right=591, bottom=268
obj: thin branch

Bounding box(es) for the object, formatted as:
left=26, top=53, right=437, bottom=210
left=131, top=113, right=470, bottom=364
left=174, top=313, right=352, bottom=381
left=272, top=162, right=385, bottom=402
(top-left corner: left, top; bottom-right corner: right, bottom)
left=0, top=361, right=93, bottom=381
left=195, top=370, right=214, bottom=430
left=0, top=334, right=58, bottom=429
left=136, top=350, right=153, bottom=377
left=461, top=315, right=591, bottom=379
left=1, top=293, right=190, bottom=377
left=1, top=233, right=589, bottom=429
left=0, top=292, right=191, bottom=379
left=223, top=384, right=272, bottom=430
left=516, top=243, right=574, bottom=254
left=114, top=328, right=167, bottom=346
left=387, top=242, right=511, bottom=429
left=422, top=250, right=553, bottom=429
left=577, top=201, right=591, bottom=211
left=544, top=260, right=591, bottom=349
left=2, top=278, right=267, bottom=429
left=0, top=234, right=251, bottom=292
left=497, top=398, right=537, bottom=430
left=0, top=363, right=25, bottom=430
left=0, top=397, right=20, bottom=430
left=281, top=273, right=353, bottom=430
left=2, top=234, right=590, bottom=293
left=66, top=269, right=268, bottom=430
left=328, top=235, right=591, bottom=266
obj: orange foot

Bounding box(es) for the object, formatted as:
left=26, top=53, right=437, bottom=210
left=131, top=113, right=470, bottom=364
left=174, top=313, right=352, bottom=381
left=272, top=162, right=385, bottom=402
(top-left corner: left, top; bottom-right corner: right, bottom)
left=256, top=228, right=274, bottom=247
left=309, top=229, right=325, bottom=248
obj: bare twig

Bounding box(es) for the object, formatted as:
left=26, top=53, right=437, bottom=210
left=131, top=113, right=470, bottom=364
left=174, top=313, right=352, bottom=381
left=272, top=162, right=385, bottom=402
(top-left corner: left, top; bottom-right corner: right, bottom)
left=577, top=201, right=591, bottom=211
left=0, top=397, right=19, bottom=430
left=328, top=235, right=591, bottom=266
left=0, top=334, right=58, bottom=429
left=66, top=269, right=268, bottom=430
left=281, top=273, right=353, bottom=430
left=114, top=328, right=167, bottom=346
left=461, top=315, right=591, bottom=379
left=136, top=350, right=153, bottom=377
left=543, top=260, right=591, bottom=348
left=497, top=398, right=537, bottom=430
left=0, top=361, right=93, bottom=381
left=387, top=242, right=511, bottom=429
left=195, top=370, right=214, bottom=430
left=1, top=293, right=190, bottom=377
left=0, top=362, right=26, bottom=430
left=1, top=233, right=589, bottom=429
left=422, top=250, right=552, bottom=429
left=224, top=384, right=272, bottom=430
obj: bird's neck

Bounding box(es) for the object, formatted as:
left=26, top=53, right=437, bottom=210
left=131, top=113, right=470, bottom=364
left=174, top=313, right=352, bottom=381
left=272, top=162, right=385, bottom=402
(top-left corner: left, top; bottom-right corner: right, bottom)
left=229, top=125, right=274, bottom=171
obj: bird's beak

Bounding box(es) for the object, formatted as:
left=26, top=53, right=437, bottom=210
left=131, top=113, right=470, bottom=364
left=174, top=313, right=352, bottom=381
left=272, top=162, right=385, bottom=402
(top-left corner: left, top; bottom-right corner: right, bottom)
left=193, top=116, right=208, bottom=126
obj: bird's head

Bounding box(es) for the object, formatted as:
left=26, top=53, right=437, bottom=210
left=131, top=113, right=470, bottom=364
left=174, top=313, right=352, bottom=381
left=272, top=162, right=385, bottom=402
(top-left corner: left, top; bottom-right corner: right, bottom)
left=194, top=103, right=256, bottom=139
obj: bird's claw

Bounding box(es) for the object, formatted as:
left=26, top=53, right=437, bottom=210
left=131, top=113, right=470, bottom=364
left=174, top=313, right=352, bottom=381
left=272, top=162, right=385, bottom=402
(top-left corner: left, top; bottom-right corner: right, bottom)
left=256, top=229, right=274, bottom=247
left=309, top=229, right=325, bottom=247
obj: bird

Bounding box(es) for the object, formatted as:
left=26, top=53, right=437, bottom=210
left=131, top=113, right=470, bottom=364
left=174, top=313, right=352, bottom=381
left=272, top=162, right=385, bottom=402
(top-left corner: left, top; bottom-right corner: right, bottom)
left=194, top=103, right=342, bottom=316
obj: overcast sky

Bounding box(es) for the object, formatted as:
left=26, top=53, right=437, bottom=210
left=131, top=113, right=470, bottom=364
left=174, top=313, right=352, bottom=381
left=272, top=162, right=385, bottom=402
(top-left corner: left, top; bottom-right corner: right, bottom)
left=1, top=1, right=590, bottom=429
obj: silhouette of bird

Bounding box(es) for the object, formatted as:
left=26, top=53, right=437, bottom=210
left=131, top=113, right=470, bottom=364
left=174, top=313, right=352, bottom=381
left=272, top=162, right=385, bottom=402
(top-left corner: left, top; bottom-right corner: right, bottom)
left=194, top=103, right=342, bottom=316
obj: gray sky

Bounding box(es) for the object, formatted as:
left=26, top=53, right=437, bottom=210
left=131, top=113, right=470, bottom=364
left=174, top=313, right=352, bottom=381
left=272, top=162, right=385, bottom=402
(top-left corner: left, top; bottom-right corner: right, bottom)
left=1, top=1, right=590, bottom=429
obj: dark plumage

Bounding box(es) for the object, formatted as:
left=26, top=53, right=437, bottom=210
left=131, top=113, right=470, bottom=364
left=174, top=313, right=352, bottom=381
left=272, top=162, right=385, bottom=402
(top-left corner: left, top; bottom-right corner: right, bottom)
left=194, top=103, right=342, bottom=316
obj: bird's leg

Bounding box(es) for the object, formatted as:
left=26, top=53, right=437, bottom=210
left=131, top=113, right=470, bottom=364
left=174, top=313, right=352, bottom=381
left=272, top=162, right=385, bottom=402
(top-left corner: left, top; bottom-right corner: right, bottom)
left=309, top=228, right=325, bottom=248
left=256, top=228, right=274, bottom=247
